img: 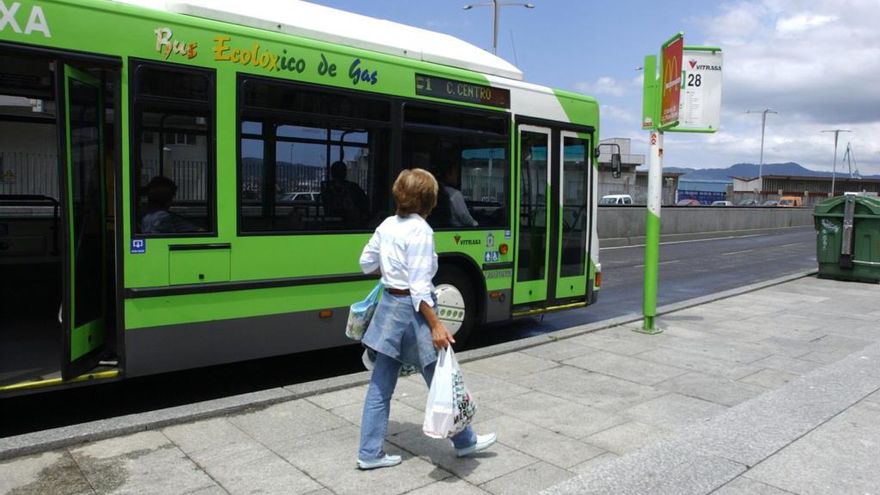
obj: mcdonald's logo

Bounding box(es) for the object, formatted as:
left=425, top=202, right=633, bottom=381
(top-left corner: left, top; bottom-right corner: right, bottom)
left=660, top=35, right=683, bottom=125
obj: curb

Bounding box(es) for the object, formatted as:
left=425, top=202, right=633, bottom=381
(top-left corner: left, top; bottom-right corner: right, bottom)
left=0, top=269, right=816, bottom=461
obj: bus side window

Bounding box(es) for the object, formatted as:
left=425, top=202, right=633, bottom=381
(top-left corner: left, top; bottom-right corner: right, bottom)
left=401, top=104, right=510, bottom=230
left=131, top=62, right=215, bottom=236
left=237, top=77, right=391, bottom=233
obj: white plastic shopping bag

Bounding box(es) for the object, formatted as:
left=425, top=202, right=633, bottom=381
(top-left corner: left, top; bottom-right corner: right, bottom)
left=345, top=283, right=382, bottom=341
left=423, top=347, right=476, bottom=438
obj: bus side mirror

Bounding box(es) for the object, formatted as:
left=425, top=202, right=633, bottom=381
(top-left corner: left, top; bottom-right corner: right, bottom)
left=611, top=153, right=622, bottom=179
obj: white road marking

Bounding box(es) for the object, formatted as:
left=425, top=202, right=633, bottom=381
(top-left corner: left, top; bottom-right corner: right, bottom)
left=634, top=260, right=681, bottom=268
left=722, top=249, right=754, bottom=256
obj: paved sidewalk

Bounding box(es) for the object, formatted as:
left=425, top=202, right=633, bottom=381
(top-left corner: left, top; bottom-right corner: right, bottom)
left=3, top=275, right=880, bottom=495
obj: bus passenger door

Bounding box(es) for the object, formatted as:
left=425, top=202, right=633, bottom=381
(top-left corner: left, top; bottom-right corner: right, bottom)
left=513, top=125, right=551, bottom=305
left=60, top=65, right=107, bottom=379
left=554, top=132, right=591, bottom=301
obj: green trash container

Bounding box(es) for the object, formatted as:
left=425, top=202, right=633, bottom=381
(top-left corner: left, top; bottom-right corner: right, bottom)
left=814, top=194, right=880, bottom=283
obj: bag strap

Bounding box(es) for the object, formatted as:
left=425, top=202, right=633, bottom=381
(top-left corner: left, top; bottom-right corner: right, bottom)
left=367, top=282, right=383, bottom=301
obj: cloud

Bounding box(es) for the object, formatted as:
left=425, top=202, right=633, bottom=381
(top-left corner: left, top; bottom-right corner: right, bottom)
left=696, top=0, right=880, bottom=125
left=775, top=13, right=837, bottom=34
left=600, top=104, right=638, bottom=124
left=656, top=0, right=880, bottom=174
left=575, top=76, right=628, bottom=97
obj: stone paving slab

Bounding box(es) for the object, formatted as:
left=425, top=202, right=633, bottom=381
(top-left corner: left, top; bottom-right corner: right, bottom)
left=562, top=349, right=689, bottom=386
left=544, top=341, right=880, bottom=495
left=490, top=390, right=627, bottom=440
left=582, top=421, right=672, bottom=456
left=656, top=371, right=767, bottom=407
left=736, top=368, right=799, bottom=390
left=512, top=365, right=665, bottom=412
left=620, top=393, right=727, bottom=430
left=713, top=477, right=794, bottom=495
left=277, top=425, right=448, bottom=495
left=184, top=441, right=321, bottom=495
left=744, top=400, right=880, bottom=494
left=70, top=431, right=216, bottom=495
left=473, top=415, right=604, bottom=469
left=405, top=479, right=490, bottom=495
left=635, top=346, right=762, bottom=380
left=480, top=461, right=573, bottom=495
left=388, top=427, right=536, bottom=486
left=0, top=451, right=93, bottom=495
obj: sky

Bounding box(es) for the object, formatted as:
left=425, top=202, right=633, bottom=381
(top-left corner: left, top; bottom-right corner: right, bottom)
left=304, top=0, right=880, bottom=176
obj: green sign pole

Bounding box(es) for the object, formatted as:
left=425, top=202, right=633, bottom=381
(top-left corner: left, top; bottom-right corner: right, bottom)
left=637, top=32, right=683, bottom=334
left=640, top=130, right=662, bottom=333
left=637, top=53, right=663, bottom=334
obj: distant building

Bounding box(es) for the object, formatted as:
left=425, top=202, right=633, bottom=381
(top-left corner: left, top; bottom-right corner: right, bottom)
left=597, top=138, right=643, bottom=199
left=597, top=138, right=680, bottom=204
left=677, top=178, right=730, bottom=204
left=732, top=175, right=880, bottom=206
left=636, top=170, right=684, bottom=205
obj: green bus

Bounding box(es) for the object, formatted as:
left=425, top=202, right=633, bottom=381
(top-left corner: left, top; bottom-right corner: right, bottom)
left=0, top=0, right=607, bottom=394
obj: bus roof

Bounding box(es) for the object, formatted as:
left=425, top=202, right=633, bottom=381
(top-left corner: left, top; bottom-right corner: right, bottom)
left=111, top=0, right=524, bottom=80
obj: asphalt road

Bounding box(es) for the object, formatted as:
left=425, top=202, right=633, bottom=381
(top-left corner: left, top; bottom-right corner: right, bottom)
left=1, top=227, right=818, bottom=437
left=471, top=226, right=818, bottom=344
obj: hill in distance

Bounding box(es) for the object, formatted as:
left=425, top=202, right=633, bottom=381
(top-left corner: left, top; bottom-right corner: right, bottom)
left=665, top=162, right=879, bottom=181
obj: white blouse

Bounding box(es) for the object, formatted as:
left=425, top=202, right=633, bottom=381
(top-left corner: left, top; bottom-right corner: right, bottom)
left=359, top=214, right=438, bottom=311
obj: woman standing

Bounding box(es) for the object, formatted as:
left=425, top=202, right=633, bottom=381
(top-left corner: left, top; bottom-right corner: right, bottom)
left=357, top=168, right=496, bottom=470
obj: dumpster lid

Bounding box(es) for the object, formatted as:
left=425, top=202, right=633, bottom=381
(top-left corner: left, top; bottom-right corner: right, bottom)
left=814, top=195, right=880, bottom=215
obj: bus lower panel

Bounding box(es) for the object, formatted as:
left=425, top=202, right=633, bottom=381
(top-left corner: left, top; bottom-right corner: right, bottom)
left=124, top=307, right=351, bottom=377
left=483, top=289, right=512, bottom=324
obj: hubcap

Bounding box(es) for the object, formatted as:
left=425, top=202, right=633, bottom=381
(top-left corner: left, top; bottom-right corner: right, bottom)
left=434, top=283, right=466, bottom=335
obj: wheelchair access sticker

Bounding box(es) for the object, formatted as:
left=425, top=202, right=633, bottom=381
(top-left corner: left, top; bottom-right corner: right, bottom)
left=131, top=239, right=146, bottom=254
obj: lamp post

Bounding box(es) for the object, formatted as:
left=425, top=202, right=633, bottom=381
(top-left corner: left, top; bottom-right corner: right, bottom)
left=746, top=109, right=777, bottom=192
left=463, top=1, right=534, bottom=55
left=822, top=129, right=851, bottom=197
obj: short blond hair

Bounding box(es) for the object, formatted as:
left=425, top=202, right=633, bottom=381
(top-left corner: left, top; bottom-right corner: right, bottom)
left=393, top=168, right=438, bottom=217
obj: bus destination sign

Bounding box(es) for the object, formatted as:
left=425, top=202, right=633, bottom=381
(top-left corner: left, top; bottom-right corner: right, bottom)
left=415, top=74, right=510, bottom=109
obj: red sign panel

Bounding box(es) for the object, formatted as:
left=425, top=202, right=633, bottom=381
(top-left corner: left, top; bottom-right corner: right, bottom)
left=661, top=35, right=684, bottom=126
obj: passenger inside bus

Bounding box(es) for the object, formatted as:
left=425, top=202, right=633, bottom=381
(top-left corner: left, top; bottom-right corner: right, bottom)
left=437, top=163, right=478, bottom=228
left=321, top=160, right=370, bottom=228
left=140, top=176, right=202, bottom=234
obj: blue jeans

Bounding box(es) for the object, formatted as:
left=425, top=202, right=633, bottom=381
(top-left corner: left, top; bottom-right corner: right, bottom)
left=358, top=351, right=476, bottom=460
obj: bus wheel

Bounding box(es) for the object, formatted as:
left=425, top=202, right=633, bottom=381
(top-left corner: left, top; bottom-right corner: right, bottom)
left=434, top=266, right=477, bottom=349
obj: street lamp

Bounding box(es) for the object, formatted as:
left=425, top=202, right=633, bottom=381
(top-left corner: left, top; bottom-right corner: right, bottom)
left=746, top=109, right=777, bottom=187
left=463, top=1, right=535, bottom=55
left=822, top=129, right=852, bottom=197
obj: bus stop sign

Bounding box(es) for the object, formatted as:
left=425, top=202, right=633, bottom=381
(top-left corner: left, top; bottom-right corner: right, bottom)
left=660, top=34, right=683, bottom=127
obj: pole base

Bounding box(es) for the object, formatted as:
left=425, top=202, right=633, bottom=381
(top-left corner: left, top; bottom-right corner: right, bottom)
left=634, top=316, right=663, bottom=335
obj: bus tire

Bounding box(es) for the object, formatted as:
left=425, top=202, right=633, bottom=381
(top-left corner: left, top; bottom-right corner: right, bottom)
left=433, top=265, right=477, bottom=349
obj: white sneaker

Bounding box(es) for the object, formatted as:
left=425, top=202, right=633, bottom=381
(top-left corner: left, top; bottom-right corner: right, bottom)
left=455, top=433, right=497, bottom=457
left=357, top=454, right=402, bottom=470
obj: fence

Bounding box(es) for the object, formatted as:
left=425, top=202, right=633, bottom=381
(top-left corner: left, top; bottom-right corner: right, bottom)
left=0, top=152, right=59, bottom=199
left=140, top=159, right=206, bottom=201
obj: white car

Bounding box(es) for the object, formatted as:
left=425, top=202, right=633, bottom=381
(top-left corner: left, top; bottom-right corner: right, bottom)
left=600, top=194, right=633, bottom=205
left=710, top=200, right=733, bottom=206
